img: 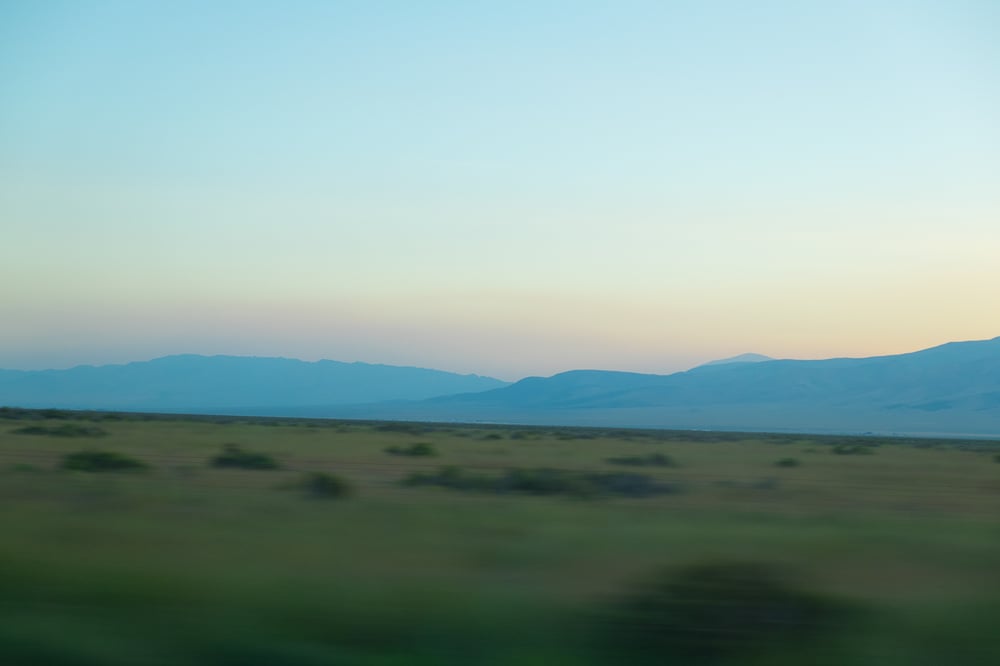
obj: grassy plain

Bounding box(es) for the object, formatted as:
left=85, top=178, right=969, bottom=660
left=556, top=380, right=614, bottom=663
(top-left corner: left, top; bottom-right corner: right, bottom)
left=1, top=408, right=1000, bottom=665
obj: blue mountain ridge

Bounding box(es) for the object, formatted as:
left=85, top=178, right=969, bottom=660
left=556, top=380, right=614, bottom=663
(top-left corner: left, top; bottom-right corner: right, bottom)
left=314, top=337, right=1000, bottom=436
left=3, top=338, right=1000, bottom=436
left=432, top=337, right=1000, bottom=412
left=0, top=354, right=509, bottom=411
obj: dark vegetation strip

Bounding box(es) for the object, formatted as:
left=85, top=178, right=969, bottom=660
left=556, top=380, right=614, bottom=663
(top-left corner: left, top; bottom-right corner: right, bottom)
left=606, top=453, right=677, bottom=467
left=11, top=424, right=108, bottom=437
left=404, top=466, right=688, bottom=498
left=3, top=406, right=999, bottom=450
left=4, top=446, right=997, bottom=495
left=3, top=448, right=998, bottom=489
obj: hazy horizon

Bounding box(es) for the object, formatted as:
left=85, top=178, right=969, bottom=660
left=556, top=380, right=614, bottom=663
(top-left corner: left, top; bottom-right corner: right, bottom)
left=4, top=334, right=998, bottom=384
left=4, top=2, right=998, bottom=381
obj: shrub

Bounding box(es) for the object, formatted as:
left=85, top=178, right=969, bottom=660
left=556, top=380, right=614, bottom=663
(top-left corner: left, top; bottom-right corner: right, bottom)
left=404, top=465, right=484, bottom=491
left=300, top=472, right=352, bottom=499
left=602, top=562, right=848, bottom=662
left=994, top=453, right=1000, bottom=463
left=12, top=424, right=107, bottom=437
left=832, top=444, right=875, bottom=455
left=606, top=453, right=676, bottom=467
left=0, top=407, right=36, bottom=420
left=62, top=450, right=148, bottom=472
left=210, top=444, right=280, bottom=470
left=384, top=442, right=436, bottom=457
left=497, top=467, right=599, bottom=497
left=601, top=472, right=683, bottom=497
left=775, top=457, right=800, bottom=467
left=403, top=466, right=680, bottom=499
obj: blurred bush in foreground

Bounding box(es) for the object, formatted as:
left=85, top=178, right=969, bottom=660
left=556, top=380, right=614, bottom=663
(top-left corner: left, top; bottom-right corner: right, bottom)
left=600, top=562, right=852, bottom=663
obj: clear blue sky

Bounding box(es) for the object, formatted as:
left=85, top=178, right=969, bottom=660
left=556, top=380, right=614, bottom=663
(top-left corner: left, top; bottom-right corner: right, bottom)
left=2, top=1, right=999, bottom=380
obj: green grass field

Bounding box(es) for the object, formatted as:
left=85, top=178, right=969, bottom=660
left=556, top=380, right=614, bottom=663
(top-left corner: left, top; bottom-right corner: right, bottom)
left=2, top=407, right=1000, bottom=665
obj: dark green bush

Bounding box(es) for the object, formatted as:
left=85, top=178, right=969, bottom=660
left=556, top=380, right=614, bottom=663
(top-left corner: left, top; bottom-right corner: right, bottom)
left=593, top=472, right=681, bottom=497
left=606, top=453, right=676, bottom=467
left=0, top=406, right=36, bottom=420
left=61, top=450, right=148, bottom=472
left=300, top=472, right=352, bottom=499
left=12, top=424, right=107, bottom=437
left=775, top=457, right=800, bottom=467
left=496, top=467, right=598, bottom=497
left=403, top=466, right=680, bottom=499
left=210, top=444, right=280, bottom=470
left=384, top=442, right=436, bottom=457
left=12, top=426, right=52, bottom=436
left=602, top=562, right=848, bottom=662
left=404, top=465, right=484, bottom=491
left=993, top=453, right=1000, bottom=463
left=832, top=444, right=875, bottom=455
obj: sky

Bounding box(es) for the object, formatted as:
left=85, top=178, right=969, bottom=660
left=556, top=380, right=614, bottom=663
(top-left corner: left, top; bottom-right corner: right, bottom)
left=2, top=0, right=999, bottom=381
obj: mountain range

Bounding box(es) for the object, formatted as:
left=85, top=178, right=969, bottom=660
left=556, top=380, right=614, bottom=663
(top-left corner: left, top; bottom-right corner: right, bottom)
left=0, top=355, right=508, bottom=412
left=2, top=337, right=1000, bottom=436
left=310, top=337, right=1000, bottom=436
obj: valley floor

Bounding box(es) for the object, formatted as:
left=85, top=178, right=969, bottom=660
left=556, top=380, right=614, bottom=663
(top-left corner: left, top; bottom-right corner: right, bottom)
left=2, top=408, right=999, bottom=665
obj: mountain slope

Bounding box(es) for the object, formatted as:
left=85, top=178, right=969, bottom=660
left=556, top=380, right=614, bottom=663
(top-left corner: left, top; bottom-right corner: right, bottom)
left=0, top=355, right=509, bottom=411
left=4, top=338, right=999, bottom=436
left=335, top=337, right=1000, bottom=435
left=440, top=337, right=1000, bottom=411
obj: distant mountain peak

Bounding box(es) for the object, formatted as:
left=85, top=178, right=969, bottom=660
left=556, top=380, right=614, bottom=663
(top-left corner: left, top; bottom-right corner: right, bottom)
left=698, top=353, right=774, bottom=367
